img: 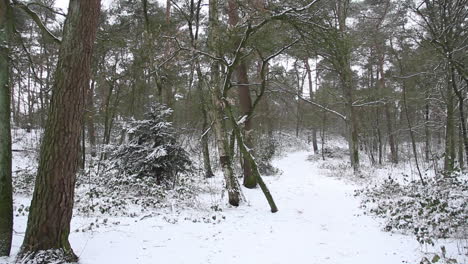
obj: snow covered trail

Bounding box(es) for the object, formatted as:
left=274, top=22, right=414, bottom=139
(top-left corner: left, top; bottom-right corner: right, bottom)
left=4, top=151, right=423, bottom=264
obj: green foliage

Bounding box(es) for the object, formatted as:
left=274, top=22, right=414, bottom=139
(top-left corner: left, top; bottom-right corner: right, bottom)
left=357, top=175, right=468, bottom=246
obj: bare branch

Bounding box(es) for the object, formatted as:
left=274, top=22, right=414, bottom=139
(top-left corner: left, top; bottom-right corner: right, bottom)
left=12, top=0, right=61, bottom=44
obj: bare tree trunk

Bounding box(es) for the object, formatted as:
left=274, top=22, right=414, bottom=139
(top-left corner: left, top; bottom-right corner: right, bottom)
left=304, top=58, right=318, bottom=153
left=377, top=53, right=397, bottom=163
left=444, top=70, right=456, bottom=172
left=449, top=63, right=468, bottom=162
left=19, top=0, right=101, bottom=261
left=196, top=66, right=214, bottom=178
left=208, top=0, right=240, bottom=206
left=225, top=103, right=278, bottom=213
left=459, top=125, right=464, bottom=170
left=337, top=0, right=359, bottom=172
left=227, top=0, right=256, bottom=188
left=86, top=79, right=97, bottom=157
left=0, top=0, right=13, bottom=256
left=425, top=93, right=431, bottom=161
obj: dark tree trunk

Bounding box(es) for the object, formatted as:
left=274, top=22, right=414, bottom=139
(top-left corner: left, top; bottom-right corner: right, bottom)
left=0, top=0, right=13, bottom=256
left=449, top=64, right=468, bottom=163
left=425, top=93, right=431, bottom=162
left=196, top=66, right=214, bottom=178
left=19, top=0, right=101, bottom=261
left=304, top=58, right=318, bottom=153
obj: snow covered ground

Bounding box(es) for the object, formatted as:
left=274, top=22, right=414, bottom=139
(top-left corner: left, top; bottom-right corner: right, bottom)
left=3, top=149, right=466, bottom=264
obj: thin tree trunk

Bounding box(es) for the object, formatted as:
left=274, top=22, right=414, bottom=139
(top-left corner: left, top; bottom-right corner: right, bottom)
left=0, top=0, right=13, bottom=256
left=337, top=0, right=359, bottom=172
left=225, top=102, right=278, bottom=213
left=449, top=64, right=468, bottom=162
left=425, top=93, right=431, bottom=161
left=402, top=76, right=425, bottom=185
left=19, top=0, right=101, bottom=261
left=196, top=66, right=214, bottom=178
left=86, top=79, right=97, bottom=157
left=304, top=58, right=318, bottom=153
left=444, top=70, right=456, bottom=172
left=459, top=125, right=464, bottom=170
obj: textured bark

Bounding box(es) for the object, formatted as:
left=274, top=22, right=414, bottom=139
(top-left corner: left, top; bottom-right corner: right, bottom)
left=211, top=90, right=241, bottom=206
left=0, top=0, right=13, bottom=256
left=227, top=0, right=256, bottom=188
left=19, top=0, right=101, bottom=261
left=209, top=0, right=240, bottom=206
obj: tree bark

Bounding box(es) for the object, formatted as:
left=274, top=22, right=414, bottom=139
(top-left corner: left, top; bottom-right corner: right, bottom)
left=0, top=0, right=13, bottom=256
left=227, top=0, right=256, bottom=188
left=304, top=58, right=318, bottom=153
left=19, top=0, right=101, bottom=261
left=208, top=0, right=240, bottom=206
left=337, top=0, right=359, bottom=172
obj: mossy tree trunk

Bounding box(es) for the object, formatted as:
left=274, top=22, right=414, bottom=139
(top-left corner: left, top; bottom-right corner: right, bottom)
left=0, top=0, right=13, bottom=257
left=18, top=0, right=101, bottom=261
left=208, top=0, right=240, bottom=206
left=227, top=0, right=256, bottom=188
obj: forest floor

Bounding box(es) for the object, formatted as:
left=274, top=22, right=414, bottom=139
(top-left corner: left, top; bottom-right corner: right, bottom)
left=3, top=148, right=466, bottom=264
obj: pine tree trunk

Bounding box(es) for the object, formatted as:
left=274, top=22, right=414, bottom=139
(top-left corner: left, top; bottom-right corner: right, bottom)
left=0, top=0, right=13, bottom=256
left=19, top=0, right=101, bottom=261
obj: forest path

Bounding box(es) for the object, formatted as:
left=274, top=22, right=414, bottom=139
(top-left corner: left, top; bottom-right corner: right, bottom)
left=71, top=151, right=421, bottom=264
left=3, top=151, right=422, bottom=264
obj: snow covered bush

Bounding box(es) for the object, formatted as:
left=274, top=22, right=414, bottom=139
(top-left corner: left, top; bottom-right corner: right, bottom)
left=255, top=134, right=280, bottom=176
left=356, top=175, right=468, bottom=246
left=74, top=104, right=197, bottom=216
left=110, top=104, right=192, bottom=187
